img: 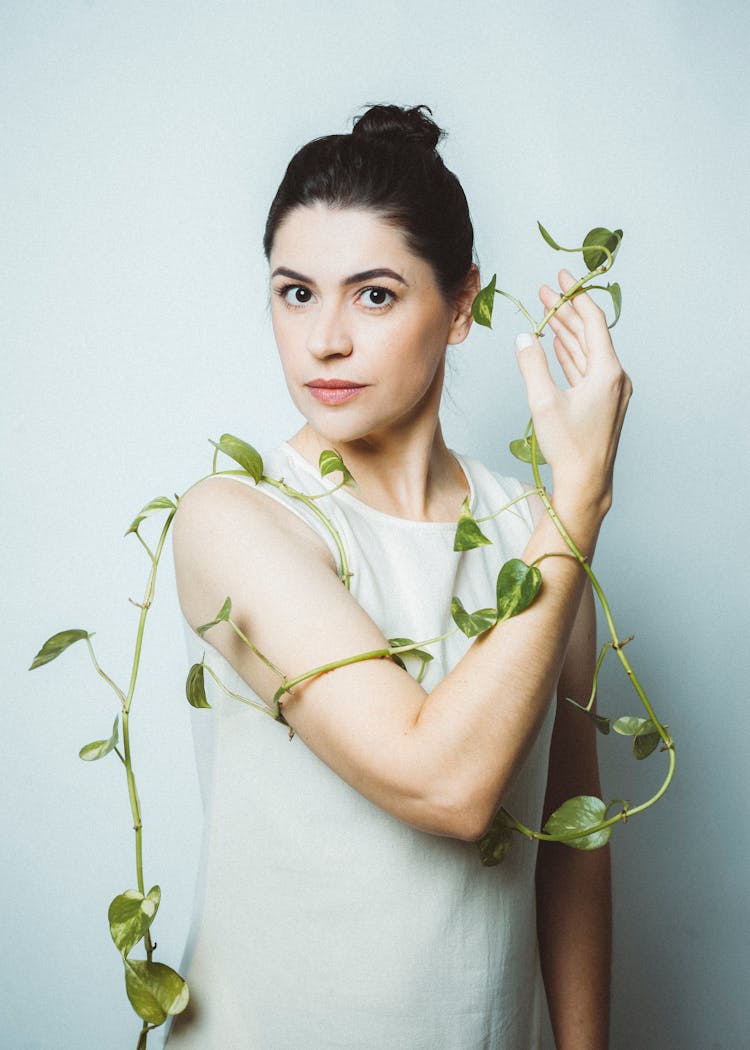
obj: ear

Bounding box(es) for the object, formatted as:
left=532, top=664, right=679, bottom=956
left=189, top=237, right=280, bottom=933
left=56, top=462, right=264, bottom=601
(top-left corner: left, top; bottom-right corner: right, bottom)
left=446, top=264, right=481, bottom=346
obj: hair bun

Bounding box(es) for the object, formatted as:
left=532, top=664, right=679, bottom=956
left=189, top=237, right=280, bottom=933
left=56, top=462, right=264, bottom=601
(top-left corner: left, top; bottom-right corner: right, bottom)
left=352, top=104, right=443, bottom=150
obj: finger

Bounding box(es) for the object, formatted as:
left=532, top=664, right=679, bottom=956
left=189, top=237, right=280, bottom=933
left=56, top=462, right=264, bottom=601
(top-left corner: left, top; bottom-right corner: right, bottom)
left=553, top=334, right=584, bottom=387
left=514, top=333, right=558, bottom=409
left=546, top=310, right=588, bottom=375
left=558, top=269, right=616, bottom=362
left=540, top=282, right=586, bottom=342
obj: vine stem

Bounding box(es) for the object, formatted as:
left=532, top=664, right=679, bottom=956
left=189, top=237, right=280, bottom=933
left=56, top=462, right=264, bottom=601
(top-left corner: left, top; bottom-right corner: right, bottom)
left=120, top=509, right=176, bottom=967
left=533, top=261, right=611, bottom=337
left=524, top=426, right=675, bottom=836
left=85, top=637, right=126, bottom=703
left=263, top=476, right=352, bottom=588
left=227, top=619, right=286, bottom=679
left=528, top=431, right=669, bottom=741
left=274, top=630, right=458, bottom=703
left=475, top=487, right=543, bottom=525
left=502, top=743, right=676, bottom=843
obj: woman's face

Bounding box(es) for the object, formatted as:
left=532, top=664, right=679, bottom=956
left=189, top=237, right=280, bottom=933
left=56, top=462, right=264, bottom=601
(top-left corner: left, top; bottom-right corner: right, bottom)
left=269, top=203, right=472, bottom=447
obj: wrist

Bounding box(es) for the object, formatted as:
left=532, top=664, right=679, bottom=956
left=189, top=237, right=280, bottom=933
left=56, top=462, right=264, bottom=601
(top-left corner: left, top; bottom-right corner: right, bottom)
left=550, top=474, right=612, bottom=523
left=540, top=487, right=607, bottom=561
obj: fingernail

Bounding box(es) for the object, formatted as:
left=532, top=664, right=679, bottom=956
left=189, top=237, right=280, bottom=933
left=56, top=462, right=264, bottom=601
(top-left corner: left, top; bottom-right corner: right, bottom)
left=515, top=333, right=535, bottom=352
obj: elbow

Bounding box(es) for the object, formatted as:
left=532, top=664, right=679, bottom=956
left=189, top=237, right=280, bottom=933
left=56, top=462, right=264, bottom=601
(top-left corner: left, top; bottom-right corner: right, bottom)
left=418, top=783, right=501, bottom=843
left=445, top=802, right=498, bottom=843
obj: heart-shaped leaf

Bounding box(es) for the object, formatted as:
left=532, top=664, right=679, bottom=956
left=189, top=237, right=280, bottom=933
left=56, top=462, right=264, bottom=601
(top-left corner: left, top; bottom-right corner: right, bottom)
left=109, top=886, right=161, bottom=958
left=388, top=638, right=434, bottom=681
left=542, top=795, right=612, bottom=850
left=319, top=449, right=355, bottom=487
left=604, top=281, right=621, bottom=327
left=565, top=697, right=611, bottom=735
left=496, top=559, right=542, bottom=622
left=197, top=597, right=232, bottom=636
left=79, top=715, right=120, bottom=761
left=210, top=434, right=263, bottom=482
left=537, top=221, right=563, bottom=251
left=471, top=273, right=496, bottom=328
left=125, top=515, right=147, bottom=537
left=123, top=958, right=189, bottom=1026
left=582, top=227, right=622, bottom=271
left=585, top=281, right=622, bottom=329
left=509, top=437, right=547, bottom=465
left=30, top=629, right=90, bottom=670
left=450, top=597, right=497, bottom=639
left=125, top=496, right=177, bottom=535
left=633, top=718, right=663, bottom=760
left=477, top=808, right=516, bottom=867
left=612, top=715, right=647, bottom=736
left=185, top=662, right=211, bottom=709
left=453, top=498, right=492, bottom=552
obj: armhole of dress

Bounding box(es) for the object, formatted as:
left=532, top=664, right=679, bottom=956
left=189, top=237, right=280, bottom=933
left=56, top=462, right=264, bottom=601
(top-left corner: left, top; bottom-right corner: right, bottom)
left=208, top=472, right=345, bottom=577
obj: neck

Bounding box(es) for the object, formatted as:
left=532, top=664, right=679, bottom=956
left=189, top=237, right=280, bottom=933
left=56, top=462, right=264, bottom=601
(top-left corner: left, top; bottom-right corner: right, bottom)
left=288, top=418, right=468, bottom=523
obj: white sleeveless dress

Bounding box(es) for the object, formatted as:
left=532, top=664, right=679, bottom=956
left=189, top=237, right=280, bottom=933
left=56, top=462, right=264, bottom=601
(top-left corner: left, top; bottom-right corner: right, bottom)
left=166, top=443, right=555, bottom=1049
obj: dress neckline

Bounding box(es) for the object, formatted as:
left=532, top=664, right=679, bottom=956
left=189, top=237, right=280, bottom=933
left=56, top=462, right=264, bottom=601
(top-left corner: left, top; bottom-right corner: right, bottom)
left=279, top=441, right=476, bottom=530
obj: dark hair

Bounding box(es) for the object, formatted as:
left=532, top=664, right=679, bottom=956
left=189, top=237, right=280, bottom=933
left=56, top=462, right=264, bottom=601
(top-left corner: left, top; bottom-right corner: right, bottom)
left=263, top=104, right=474, bottom=302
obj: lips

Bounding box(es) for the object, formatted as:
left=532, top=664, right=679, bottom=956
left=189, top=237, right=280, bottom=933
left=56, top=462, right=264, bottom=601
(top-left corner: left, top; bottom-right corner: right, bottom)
left=306, top=379, right=366, bottom=405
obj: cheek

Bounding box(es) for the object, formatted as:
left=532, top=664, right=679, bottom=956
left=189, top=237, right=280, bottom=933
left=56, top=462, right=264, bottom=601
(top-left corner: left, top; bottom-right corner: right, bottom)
left=270, top=314, right=299, bottom=373
left=387, top=313, right=450, bottom=377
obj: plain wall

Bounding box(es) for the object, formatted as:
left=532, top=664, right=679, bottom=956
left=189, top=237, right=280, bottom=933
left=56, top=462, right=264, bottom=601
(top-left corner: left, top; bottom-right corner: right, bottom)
left=3, top=2, right=748, bottom=1048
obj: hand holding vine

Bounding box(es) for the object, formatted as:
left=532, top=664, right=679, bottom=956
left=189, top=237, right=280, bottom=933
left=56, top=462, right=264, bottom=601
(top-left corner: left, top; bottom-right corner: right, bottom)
left=515, top=269, right=632, bottom=520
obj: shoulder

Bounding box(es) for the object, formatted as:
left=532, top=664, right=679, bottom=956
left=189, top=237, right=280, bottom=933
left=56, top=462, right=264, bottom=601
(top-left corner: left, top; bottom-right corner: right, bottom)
left=173, top=473, right=337, bottom=630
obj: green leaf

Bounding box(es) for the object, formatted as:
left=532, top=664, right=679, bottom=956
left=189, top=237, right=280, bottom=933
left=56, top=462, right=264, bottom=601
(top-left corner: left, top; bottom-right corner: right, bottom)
left=123, top=958, right=189, bottom=1026
left=477, top=809, right=516, bottom=867
left=29, top=629, right=90, bottom=670
left=109, top=886, right=161, bottom=958
left=185, top=662, right=211, bottom=709
left=319, top=449, right=355, bottom=487
left=586, top=282, right=622, bottom=329
left=453, top=497, right=492, bottom=551
left=125, top=515, right=146, bottom=537
left=388, top=638, right=433, bottom=681
left=495, top=558, right=542, bottom=623
left=605, top=282, right=621, bottom=327
left=126, top=496, right=177, bottom=535
left=633, top=718, right=662, bottom=760
left=565, top=697, right=611, bottom=735
left=471, top=273, right=496, bottom=328
left=582, top=227, right=622, bottom=271
left=210, top=433, right=263, bottom=482
left=612, top=715, right=647, bottom=736
left=79, top=715, right=119, bottom=761
left=537, top=221, right=562, bottom=251
left=450, top=597, right=497, bottom=639
left=196, top=597, right=232, bottom=636
left=509, top=436, right=547, bottom=465
left=542, top=795, right=612, bottom=850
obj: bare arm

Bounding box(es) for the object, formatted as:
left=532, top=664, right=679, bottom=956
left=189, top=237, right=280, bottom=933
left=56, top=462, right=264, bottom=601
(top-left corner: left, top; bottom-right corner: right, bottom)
left=536, top=583, right=612, bottom=1049
left=174, top=272, right=631, bottom=840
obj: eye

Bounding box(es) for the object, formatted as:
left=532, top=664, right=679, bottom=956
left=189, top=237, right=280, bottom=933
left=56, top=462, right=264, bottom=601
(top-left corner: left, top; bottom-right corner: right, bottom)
left=359, top=286, right=395, bottom=309
left=276, top=284, right=315, bottom=307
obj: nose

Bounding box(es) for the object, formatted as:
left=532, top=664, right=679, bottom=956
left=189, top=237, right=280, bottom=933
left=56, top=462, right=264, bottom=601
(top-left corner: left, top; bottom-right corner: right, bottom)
left=306, top=302, right=353, bottom=360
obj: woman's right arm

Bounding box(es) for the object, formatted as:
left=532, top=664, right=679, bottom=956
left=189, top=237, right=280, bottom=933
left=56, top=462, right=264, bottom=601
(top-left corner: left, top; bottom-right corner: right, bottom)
left=173, top=273, right=631, bottom=840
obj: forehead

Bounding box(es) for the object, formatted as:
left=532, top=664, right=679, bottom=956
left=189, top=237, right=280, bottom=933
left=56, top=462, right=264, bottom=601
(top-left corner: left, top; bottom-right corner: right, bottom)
left=269, top=203, right=429, bottom=283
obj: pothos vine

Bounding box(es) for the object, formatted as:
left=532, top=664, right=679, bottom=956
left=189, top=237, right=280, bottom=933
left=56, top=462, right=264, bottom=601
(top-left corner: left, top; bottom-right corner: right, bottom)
left=29, top=221, right=674, bottom=1046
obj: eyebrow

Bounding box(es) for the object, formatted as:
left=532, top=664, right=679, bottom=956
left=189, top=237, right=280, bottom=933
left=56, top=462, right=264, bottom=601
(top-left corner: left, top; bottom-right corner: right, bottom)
left=270, top=266, right=408, bottom=287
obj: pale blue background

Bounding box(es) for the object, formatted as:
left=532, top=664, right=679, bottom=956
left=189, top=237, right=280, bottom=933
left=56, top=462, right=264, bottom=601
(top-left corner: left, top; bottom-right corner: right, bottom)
left=3, top=2, right=748, bottom=1048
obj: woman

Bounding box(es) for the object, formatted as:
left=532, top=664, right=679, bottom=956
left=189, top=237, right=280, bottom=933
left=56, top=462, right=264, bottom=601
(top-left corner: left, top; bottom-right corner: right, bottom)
left=169, top=104, right=629, bottom=1049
